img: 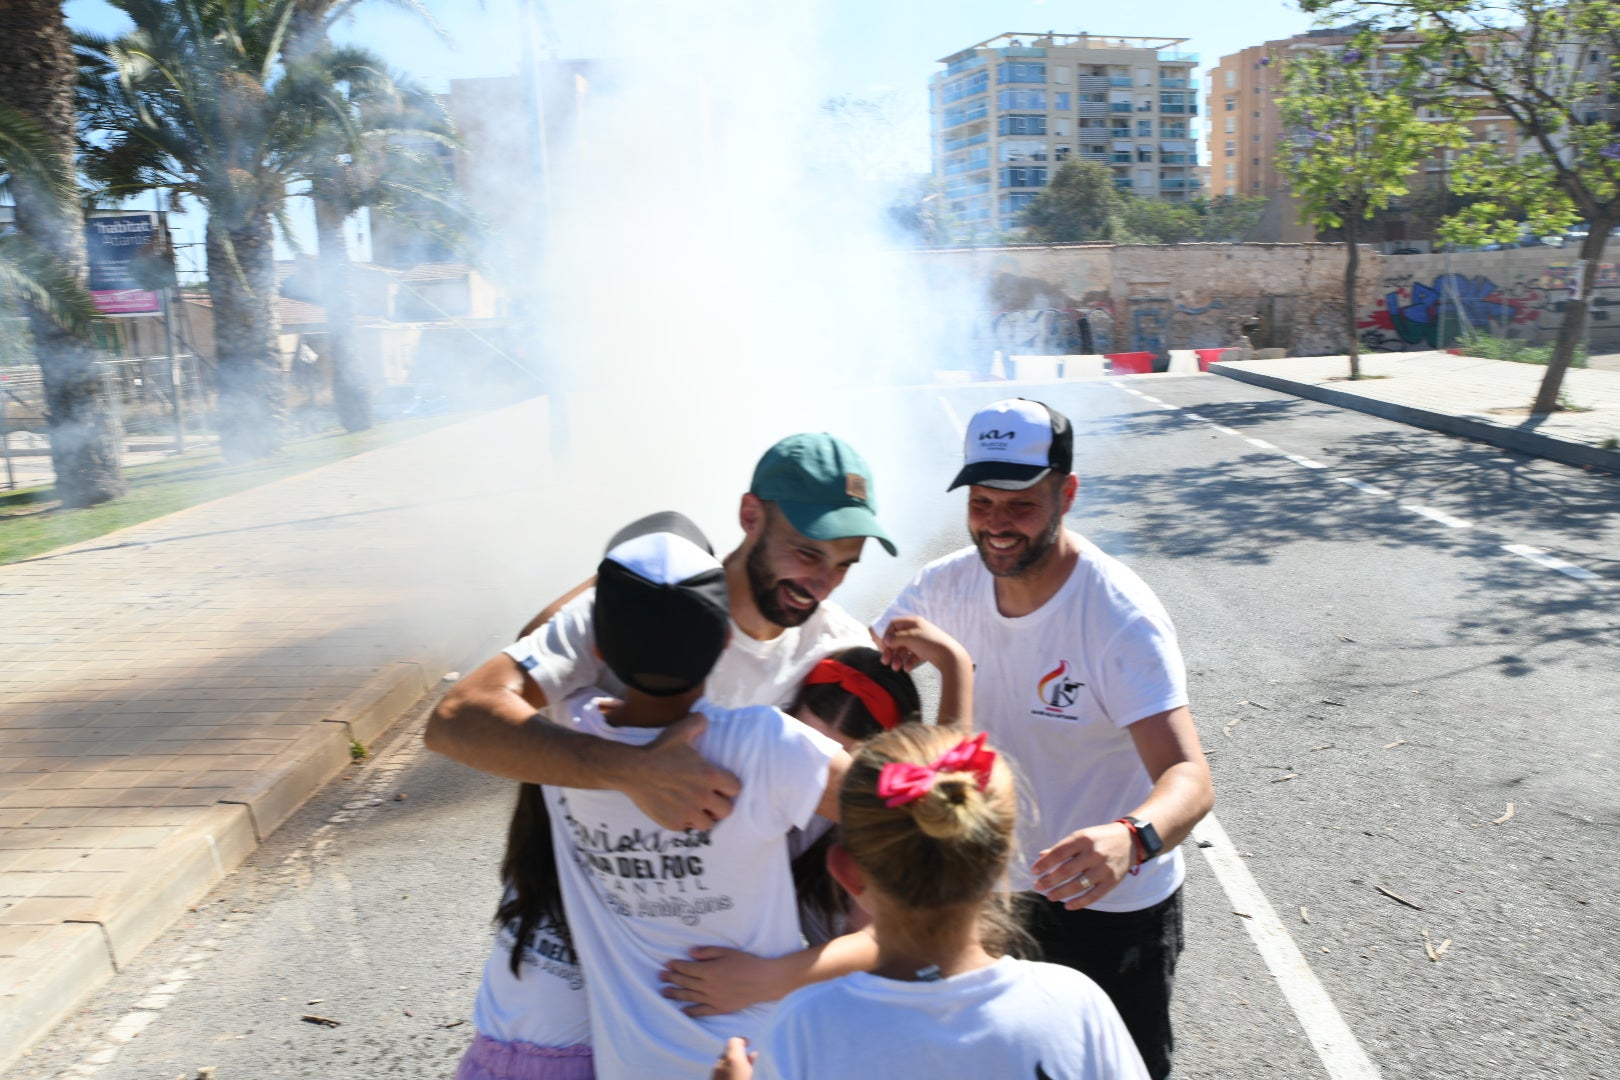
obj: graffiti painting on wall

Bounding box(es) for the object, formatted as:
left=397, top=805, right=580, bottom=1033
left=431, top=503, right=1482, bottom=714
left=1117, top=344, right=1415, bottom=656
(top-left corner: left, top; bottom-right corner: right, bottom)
left=987, top=305, right=1115, bottom=355
left=1359, top=273, right=1544, bottom=351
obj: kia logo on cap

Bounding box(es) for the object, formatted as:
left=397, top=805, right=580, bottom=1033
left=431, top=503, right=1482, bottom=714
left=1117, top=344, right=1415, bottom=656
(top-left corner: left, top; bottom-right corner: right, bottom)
left=979, top=429, right=1016, bottom=441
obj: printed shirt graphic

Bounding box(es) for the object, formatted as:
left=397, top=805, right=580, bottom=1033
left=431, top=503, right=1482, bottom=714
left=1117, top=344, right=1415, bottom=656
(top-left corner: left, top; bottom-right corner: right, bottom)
left=756, top=957, right=1147, bottom=1080
left=505, top=590, right=869, bottom=712
left=875, top=539, right=1188, bottom=906
left=545, top=693, right=839, bottom=1079
left=471, top=905, right=590, bottom=1048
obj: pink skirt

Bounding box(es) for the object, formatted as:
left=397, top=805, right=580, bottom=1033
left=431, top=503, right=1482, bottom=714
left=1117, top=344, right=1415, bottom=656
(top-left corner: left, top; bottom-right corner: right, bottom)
left=456, top=1033, right=594, bottom=1080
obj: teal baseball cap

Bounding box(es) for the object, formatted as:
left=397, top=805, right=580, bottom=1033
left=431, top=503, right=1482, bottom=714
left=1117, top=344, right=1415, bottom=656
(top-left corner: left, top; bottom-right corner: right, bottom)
left=750, top=434, right=897, bottom=556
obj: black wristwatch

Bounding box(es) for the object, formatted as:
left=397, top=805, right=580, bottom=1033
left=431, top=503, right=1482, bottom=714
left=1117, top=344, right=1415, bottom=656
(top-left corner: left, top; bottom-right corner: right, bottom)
left=1121, top=815, right=1164, bottom=862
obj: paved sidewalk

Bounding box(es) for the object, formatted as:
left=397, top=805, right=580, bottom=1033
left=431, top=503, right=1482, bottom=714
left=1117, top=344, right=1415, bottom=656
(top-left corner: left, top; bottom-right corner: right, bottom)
left=1211, top=350, right=1620, bottom=473
left=0, top=400, right=585, bottom=1070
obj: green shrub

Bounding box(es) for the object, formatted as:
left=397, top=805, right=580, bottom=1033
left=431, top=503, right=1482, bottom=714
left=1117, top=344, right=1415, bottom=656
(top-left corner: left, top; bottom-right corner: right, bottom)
left=1456, top=329, right=1586, bottom=368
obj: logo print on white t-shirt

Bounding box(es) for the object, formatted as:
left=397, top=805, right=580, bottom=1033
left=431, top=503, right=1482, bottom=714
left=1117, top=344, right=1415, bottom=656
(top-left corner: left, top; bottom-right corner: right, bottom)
left=1037, top=660, right=1084, bottom=710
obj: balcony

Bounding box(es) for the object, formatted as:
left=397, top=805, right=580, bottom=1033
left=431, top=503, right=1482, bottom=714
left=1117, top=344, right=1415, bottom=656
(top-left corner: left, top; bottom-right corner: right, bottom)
left=1111, top=102, right=1134, bottom=113
left=1109, top=128, right=1132, bottom=138
left=1110, top=76, right=1134, bottom=87
left=1159, top=78, right=1190, bottom=89
left=944, top=53, right=986, bottom=76
left=1159, top=104, right=1189, bottom=114
left=1076, top=75, right=1110, bottom=90
left=1158, top=51, right=1199, bottom=63
left=1159, top=153, right=1193, bottom=164
left=1114, top=177, right=1134, bottom=189
left=940, top=103, right=989, bottom=129
left=1079, top=103, right=1110, bottom=117
left=1079, top=150, right=1110, bottom=162
left=1111, top=153, right=1133, bottom=163
left=943, top=132, right=988, bottom=152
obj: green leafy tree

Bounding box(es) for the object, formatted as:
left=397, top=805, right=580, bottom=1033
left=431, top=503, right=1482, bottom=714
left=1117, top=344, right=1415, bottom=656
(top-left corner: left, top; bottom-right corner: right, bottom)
left=1304, top=0, right=1619, bottom=413
left=1118, top=197, right=1200, bottom=244
left=1021, top=160, right=1125, bottom=243
left=1278, top=28, right=1452, bottom=378
left=0, top=6, right=125, bottom=507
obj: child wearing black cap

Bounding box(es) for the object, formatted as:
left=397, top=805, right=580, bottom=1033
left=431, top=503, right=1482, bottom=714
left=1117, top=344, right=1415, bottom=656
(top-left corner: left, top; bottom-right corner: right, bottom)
left=481, top=511, right=853, bottom=1080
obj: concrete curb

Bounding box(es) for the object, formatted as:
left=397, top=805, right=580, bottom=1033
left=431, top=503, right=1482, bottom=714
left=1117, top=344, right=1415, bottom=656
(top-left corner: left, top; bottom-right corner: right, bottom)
left=0, top=658, right=453, bottom=1073
left=1211, top=362, right=1620, bottom=474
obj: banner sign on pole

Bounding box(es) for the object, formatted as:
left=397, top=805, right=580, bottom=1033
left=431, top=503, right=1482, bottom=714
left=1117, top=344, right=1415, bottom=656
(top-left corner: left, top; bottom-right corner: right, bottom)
left=86, top=212, right=165, bottom=317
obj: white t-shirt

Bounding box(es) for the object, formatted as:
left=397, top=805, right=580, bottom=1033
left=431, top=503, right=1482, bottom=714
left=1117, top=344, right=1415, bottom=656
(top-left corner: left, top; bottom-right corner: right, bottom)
left=471, top=906, right=589, bottom=1048
left=505, top=590, right=870, bottom=711
left=757, top=956, right=1148, bottom=1080
left=876, top=538, right=1188, bottom=906
left=546, top=693, right=840, bottom=1080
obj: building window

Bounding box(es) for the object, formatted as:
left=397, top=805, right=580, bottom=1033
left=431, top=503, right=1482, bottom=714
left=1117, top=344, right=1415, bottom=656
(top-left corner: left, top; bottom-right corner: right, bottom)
left=1252, top=133, right=1261, bottom=142
left=1224, top=69, right=1237, bottom=88
left=1224, top=96, right=1235, bottom=111
left=998, top=89, right=1048, bottom=110
left=1055, top=146, right=1071, bottom=161
left=1137, top=119, right=1153, bottom=136
left=1054, top=92, right=1071, bottom=111
left=1224, top=163, right=1236, bottom=179
left=941, top=71, right=989, bottom=104
left=1224, top=139, right=1235, bottom=157
left=999, top=166, right=1048, bottom=188
left=998, top=62, right=1047, bottom=84
left=998, top=114, right=1047, bottom=136
left=1000, top=192, right=1038, bottom=217
left=1225, top=116, right=1236, bottom=133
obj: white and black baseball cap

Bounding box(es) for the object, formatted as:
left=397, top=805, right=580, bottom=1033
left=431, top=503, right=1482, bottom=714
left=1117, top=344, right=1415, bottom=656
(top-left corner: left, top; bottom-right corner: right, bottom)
left=947, top=398, right=1074, bottom=491
left=594, top=512, right=730, bottom=697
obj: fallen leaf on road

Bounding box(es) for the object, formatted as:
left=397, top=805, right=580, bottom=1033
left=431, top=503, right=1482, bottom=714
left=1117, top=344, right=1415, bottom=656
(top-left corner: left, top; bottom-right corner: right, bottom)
left=1195, top=839, right=1214, bottom=848
left=404, top=1008, right=413, bottom=1017
left=1271, top=773, right=1298, bottom=783
left=1376, top=885, right=1423, bottom=910
left=306, top=999, right=323, bottom=1005
left=1493, top=803, right=1515, bottom=825
left=1435, top=939, right=1451, bottom=957
left=1222, top=717, right=1244, bottom=738
left=1233, top=911, right=1253, bottom=919
left=1301, top=906, right=1311, bottom=924
left=394, top=792, right=408, bottom=801
left=1338, top=635, right=1356, bottom=642
left=1241, top=699, right=1271, bottom=710
left=1384, top=740, right=1407, bottom=749
left=1322, top=699, right=1346, bottom=707
left=1423, top=930, right=1438, bottom=962
left=1310, top=743, right=1335, bottom=752
left=439, top=1019, right=466, bottom=1029
left=301, top=1014, right=341, bottom=1028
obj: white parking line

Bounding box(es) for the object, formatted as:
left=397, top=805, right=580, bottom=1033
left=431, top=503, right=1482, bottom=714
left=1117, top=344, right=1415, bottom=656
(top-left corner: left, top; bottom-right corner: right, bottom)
left=1184, top=412, right=1208, bottom=421
left=1245, top=437, right=1277, bottom=450
left=1193, top=815, right=1382, bottom=1080
left=1212, top=424, right=1239, bottom=435
left=1283, top=454, right=1327, bottom=470
left=1333, top=476, right=1390, bottom=497
left=1502, top=544, right=1598, bottom=580
left=937, top=396, right=965, bottom=438
left=1401, top=504, right=1472, bottom=529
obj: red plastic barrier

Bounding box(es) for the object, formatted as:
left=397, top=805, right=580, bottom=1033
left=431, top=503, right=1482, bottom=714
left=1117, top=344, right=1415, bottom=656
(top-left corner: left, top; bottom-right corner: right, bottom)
left=1105, top=351, right=1155, bottom=375
left=1195, top=348, right=1232, bottom=372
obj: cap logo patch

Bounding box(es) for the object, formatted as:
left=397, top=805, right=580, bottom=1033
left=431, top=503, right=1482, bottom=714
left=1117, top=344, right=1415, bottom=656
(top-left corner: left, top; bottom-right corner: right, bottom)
left=979, top=429, right=1016, bottom=441
left=845, top=472, right=868, bottom=501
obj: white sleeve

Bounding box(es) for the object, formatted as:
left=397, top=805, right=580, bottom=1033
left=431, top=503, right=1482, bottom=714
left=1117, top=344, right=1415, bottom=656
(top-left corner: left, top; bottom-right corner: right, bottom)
left=757, top=710, right=841, bottom=834
left=501, top=590, right=610, bottom=707
left=871, top=566, right=934, bottom=639
left=1096, top=612, right=1188, bottom=728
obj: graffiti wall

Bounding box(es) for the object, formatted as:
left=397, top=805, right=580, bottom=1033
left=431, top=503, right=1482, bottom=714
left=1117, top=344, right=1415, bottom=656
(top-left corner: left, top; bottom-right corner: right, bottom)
left=915, top=240, right=1620, bottom=362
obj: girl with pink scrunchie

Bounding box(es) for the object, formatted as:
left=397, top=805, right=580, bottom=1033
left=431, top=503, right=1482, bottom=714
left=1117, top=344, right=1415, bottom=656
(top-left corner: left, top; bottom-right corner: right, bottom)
left=713, top=726, right=1149, bottom=1080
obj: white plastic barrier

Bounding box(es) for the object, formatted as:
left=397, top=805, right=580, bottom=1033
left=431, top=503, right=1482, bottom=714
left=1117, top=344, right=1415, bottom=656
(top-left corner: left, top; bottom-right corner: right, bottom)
left=1009, top=355, right=1061, bottom=381
left=1061, top=355, right=1107, bottom=379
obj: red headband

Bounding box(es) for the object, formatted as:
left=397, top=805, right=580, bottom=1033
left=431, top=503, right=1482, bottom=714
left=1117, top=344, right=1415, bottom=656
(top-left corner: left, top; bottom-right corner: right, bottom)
left=802, top=658, right=902, bottom=732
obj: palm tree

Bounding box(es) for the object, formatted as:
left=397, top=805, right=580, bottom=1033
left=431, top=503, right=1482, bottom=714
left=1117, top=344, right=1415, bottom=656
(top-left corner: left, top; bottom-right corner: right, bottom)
left=77, top=0, right=331, bottom=462
left=0, top=6, right=126, bottom=507
left=284, top=48, right=461, bottom=431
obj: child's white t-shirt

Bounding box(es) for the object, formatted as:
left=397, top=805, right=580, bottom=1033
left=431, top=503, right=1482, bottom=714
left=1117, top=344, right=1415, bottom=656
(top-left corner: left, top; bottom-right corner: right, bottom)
left=875, top=539, right=1188, bottom=906
left=545, top=693, right=840, bottom=1079
left=470, top=905, right=589, bottom=1047
left=757, top=956, right=1148, bottom=1080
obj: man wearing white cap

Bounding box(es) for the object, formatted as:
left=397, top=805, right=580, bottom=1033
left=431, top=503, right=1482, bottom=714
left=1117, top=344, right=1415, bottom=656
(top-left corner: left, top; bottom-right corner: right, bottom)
left=874, top=398, right=1213, bottom=1080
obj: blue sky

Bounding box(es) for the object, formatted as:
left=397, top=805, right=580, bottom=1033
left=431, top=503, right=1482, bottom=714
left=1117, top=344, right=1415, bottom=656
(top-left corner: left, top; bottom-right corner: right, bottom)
left=64, top=0, right=1319, bottom=271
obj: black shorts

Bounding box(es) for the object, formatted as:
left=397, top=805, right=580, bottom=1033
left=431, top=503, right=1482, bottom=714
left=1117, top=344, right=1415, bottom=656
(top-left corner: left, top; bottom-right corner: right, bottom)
left=1020, top=887, right=1185, bottom=1080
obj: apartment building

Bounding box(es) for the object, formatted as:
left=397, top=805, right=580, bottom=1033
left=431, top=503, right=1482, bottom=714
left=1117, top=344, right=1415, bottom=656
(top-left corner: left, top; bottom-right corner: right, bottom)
left=1204, top=25, right=1608, bottom=203
left=930, top=32, right=1202, bottom=235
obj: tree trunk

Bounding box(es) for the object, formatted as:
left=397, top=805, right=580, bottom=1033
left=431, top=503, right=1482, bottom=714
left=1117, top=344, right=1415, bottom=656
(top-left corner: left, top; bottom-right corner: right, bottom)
left=1531, top=223, right=1609, bottom=415
left=0, top=0, right=126, bottom=506
left=1343, top=217, right=1362, bottom=381
left=314, top=186, right=371, bottom=432
left=206, top=211, right=283, bottom=462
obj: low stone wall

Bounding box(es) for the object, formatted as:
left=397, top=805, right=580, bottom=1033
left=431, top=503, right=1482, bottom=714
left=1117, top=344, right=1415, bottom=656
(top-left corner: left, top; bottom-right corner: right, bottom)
left=914, top=240, right=1620, bottom=359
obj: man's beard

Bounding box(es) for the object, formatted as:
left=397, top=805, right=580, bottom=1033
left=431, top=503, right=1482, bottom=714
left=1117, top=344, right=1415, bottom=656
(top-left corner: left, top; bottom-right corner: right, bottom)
left=745, top=531, right=818, bottom=628
left=974, top=506, right=1063, bottom=578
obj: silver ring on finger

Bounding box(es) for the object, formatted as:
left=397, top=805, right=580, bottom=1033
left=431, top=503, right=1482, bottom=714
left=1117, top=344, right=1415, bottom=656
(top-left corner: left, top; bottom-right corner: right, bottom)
left=1077, top=872, right=1095, bottom=891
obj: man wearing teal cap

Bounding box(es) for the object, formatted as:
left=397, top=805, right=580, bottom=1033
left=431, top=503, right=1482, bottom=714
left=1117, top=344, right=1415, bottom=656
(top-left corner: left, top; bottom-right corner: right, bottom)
left=428, top=433, right=895, bottom=830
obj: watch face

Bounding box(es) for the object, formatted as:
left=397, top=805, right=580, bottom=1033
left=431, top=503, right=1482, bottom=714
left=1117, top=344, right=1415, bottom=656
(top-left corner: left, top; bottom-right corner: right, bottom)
left=1132, top=817, right=1164, bottom=857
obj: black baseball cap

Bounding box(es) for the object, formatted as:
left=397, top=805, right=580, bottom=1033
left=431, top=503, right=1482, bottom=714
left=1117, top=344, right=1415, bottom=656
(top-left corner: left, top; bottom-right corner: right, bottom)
left=594, top=512, right=729, bottom=697
left=948, top=399, right=1074, bottom=491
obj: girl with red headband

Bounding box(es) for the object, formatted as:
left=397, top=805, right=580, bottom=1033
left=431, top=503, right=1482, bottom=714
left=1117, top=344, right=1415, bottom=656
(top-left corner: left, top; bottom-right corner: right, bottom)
left=714, top=725, right=1148, bottom=1080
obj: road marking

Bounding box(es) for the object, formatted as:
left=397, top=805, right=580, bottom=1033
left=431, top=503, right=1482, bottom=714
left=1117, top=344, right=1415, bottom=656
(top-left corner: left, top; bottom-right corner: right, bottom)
left=1193, top=814, right=1382, bottom=1080
left=937, top=396, right=965, bottom=438
left=1333, top=476, right=1390, bottom=497
left=1284, top=454, right=1327, bottom=469
left=1212, top=424, right=1239, bottom=435
left=1401, top=504, right=1472, bottom=529
left=1502, top=544, right=1597, bottom=580
left=1184, top=412, right=1208, bottom=421
left=1245, top=437, right=1277, bottom=449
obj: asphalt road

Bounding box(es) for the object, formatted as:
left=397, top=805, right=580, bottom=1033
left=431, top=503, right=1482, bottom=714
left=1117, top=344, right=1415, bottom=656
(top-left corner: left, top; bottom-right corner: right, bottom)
left=10, top=373, right=1618, bottom=1080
